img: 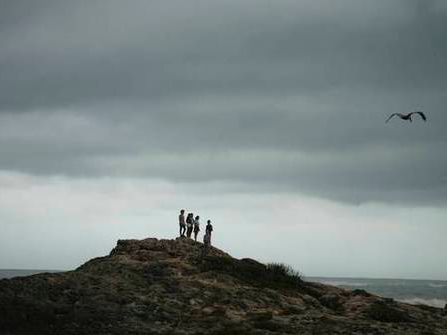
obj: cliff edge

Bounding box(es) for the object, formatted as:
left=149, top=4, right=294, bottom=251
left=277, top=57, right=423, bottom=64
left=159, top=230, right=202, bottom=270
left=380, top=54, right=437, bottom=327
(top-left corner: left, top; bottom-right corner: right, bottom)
left=1, top=237, right=446, bottom=334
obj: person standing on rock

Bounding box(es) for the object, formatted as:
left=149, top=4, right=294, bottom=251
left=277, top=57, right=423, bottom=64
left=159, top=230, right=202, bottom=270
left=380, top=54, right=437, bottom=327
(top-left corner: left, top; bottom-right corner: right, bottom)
left=202, top=230, right=210, bottom=258
left=186, top=213, right=194, bottom=238
left=193, top=215, right=200, bottom=241
left=179, top=209, right=186, bottom=237
left=205, top=219, right=213, bottom=245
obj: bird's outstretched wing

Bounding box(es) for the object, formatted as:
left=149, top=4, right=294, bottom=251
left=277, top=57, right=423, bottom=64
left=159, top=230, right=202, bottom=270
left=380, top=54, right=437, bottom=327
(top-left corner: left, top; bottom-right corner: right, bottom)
left=411, top=111, right=427, bottom=121
left=385, top=113, right=398, bottom=123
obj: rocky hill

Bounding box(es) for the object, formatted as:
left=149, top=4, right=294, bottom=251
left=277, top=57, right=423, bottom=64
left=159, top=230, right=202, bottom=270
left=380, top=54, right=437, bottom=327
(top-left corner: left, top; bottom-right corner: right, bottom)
left=0, top=237, right=446, bottom=334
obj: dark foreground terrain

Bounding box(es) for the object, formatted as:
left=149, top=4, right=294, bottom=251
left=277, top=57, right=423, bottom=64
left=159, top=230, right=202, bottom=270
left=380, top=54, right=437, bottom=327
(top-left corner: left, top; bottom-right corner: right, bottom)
left=1, top=237, right=446, bottom=334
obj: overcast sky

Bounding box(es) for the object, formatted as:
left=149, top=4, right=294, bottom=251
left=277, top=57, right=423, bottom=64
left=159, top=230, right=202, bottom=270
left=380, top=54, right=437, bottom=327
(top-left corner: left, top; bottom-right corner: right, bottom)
left=1, top=0, right=446, bottom=279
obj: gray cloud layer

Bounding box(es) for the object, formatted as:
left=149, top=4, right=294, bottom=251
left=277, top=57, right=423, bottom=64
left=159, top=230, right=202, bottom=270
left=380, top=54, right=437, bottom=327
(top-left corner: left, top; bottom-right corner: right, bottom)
left=1, top=0, right=446, bottom=204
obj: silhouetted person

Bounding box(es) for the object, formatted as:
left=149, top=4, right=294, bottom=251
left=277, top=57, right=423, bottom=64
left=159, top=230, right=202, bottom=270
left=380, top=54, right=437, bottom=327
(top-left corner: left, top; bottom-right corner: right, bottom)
left=179, top=209, right=186, bottom=237
left=186, top=213, right=194, bottom=238
left=205, top=219, right=213, bottom=245
left=202, top=229, right=211, bottom=258
left=193, top=215, right=200, bottom=241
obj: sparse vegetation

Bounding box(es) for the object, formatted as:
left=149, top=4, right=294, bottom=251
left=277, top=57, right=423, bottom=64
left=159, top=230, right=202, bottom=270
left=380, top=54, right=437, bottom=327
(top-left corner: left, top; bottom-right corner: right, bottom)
left=265, top=262, right=302, bottom=285
left=201, top=257, right=302, bottom=289
left=366, top=301, right=413, bottom=323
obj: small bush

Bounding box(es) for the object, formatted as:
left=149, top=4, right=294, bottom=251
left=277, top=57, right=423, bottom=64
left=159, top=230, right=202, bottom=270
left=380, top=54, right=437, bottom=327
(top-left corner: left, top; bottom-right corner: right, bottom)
left=201, top=257, right=302, bottom=289
left=366, top=301, right=412, bottom=323
left=265, top=263, right=302, bottom=286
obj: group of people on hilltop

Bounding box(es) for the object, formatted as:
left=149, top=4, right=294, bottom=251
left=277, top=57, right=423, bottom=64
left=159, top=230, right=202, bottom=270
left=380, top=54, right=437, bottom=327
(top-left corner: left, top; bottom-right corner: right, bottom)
left=178, top=209, right=213, bottom=247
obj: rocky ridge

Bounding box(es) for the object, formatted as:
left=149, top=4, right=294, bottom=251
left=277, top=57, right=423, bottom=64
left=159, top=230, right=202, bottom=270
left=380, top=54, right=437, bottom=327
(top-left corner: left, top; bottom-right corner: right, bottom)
left=0, top=237, right=446, bottom=334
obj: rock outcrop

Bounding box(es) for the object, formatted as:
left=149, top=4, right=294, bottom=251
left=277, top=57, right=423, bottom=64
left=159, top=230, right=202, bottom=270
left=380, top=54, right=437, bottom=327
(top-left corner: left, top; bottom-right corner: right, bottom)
left=0, top=237, right=446, bottom=334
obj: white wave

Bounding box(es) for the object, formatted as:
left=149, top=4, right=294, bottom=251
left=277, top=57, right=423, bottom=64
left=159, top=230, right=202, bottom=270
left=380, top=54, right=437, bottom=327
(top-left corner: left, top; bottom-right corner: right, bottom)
left=320, top=281, right=368, bottom=287
left=399, top=297, right=447, bottom=308
left=428, top=283, right=447, bottom=288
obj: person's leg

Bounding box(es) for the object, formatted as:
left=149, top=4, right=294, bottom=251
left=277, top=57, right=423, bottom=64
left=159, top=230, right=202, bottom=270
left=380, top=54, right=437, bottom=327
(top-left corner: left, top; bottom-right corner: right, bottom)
left=201, top=242, right=207, bottom=258
left=201, top=244, right=206, bottom=258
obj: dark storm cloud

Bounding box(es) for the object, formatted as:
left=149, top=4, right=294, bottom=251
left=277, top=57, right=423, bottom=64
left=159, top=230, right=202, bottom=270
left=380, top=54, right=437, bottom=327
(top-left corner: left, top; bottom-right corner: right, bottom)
left=2, top=0, right=447, bottom=110
left=0, top=0, right=446, bottom=204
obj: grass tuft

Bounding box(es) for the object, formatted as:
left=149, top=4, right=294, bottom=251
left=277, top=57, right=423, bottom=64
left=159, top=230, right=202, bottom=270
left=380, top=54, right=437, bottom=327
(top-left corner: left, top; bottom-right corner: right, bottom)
left=265, top=262, right=302, bottom=286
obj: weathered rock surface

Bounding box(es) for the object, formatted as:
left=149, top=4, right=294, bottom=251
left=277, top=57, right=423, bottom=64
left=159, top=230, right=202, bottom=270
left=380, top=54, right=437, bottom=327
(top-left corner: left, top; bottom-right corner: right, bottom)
left=0, top=237, right=446, bottom=334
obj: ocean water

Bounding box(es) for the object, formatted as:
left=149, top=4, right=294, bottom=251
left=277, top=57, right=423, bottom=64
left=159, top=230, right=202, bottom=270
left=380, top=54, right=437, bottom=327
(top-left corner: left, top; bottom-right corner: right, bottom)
left=1, top=270, right=446, bottom=309
left=0, top=269, right=59, bottom=279
left=309, top=276, right=447, bottom=308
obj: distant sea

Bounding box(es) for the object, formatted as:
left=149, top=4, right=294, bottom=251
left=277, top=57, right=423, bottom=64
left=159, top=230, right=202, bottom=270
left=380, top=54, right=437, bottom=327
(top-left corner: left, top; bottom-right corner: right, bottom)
left=0, top=269, right=60, bottom=279
left=309, top=276, right=447, bottom=308
left=1, top=270, right=445, bottom=309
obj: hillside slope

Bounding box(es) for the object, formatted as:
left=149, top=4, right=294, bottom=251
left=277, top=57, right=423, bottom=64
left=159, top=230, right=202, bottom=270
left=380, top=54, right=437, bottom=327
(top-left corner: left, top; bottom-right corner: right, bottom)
left=0, top=237, right=446, bottom=334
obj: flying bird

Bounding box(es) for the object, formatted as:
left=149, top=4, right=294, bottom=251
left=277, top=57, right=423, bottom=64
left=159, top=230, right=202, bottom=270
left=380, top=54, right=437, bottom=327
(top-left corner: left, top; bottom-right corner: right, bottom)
left=385, top=111, right=427, bottom=123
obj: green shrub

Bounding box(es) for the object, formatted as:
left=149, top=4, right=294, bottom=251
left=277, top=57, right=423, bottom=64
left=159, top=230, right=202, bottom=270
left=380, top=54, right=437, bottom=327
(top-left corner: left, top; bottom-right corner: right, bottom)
left=366, top=301, right=412, bottom=323
left=201, top=257, right=302, bottom=289
left=265, top=263, right=302, bottom=286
